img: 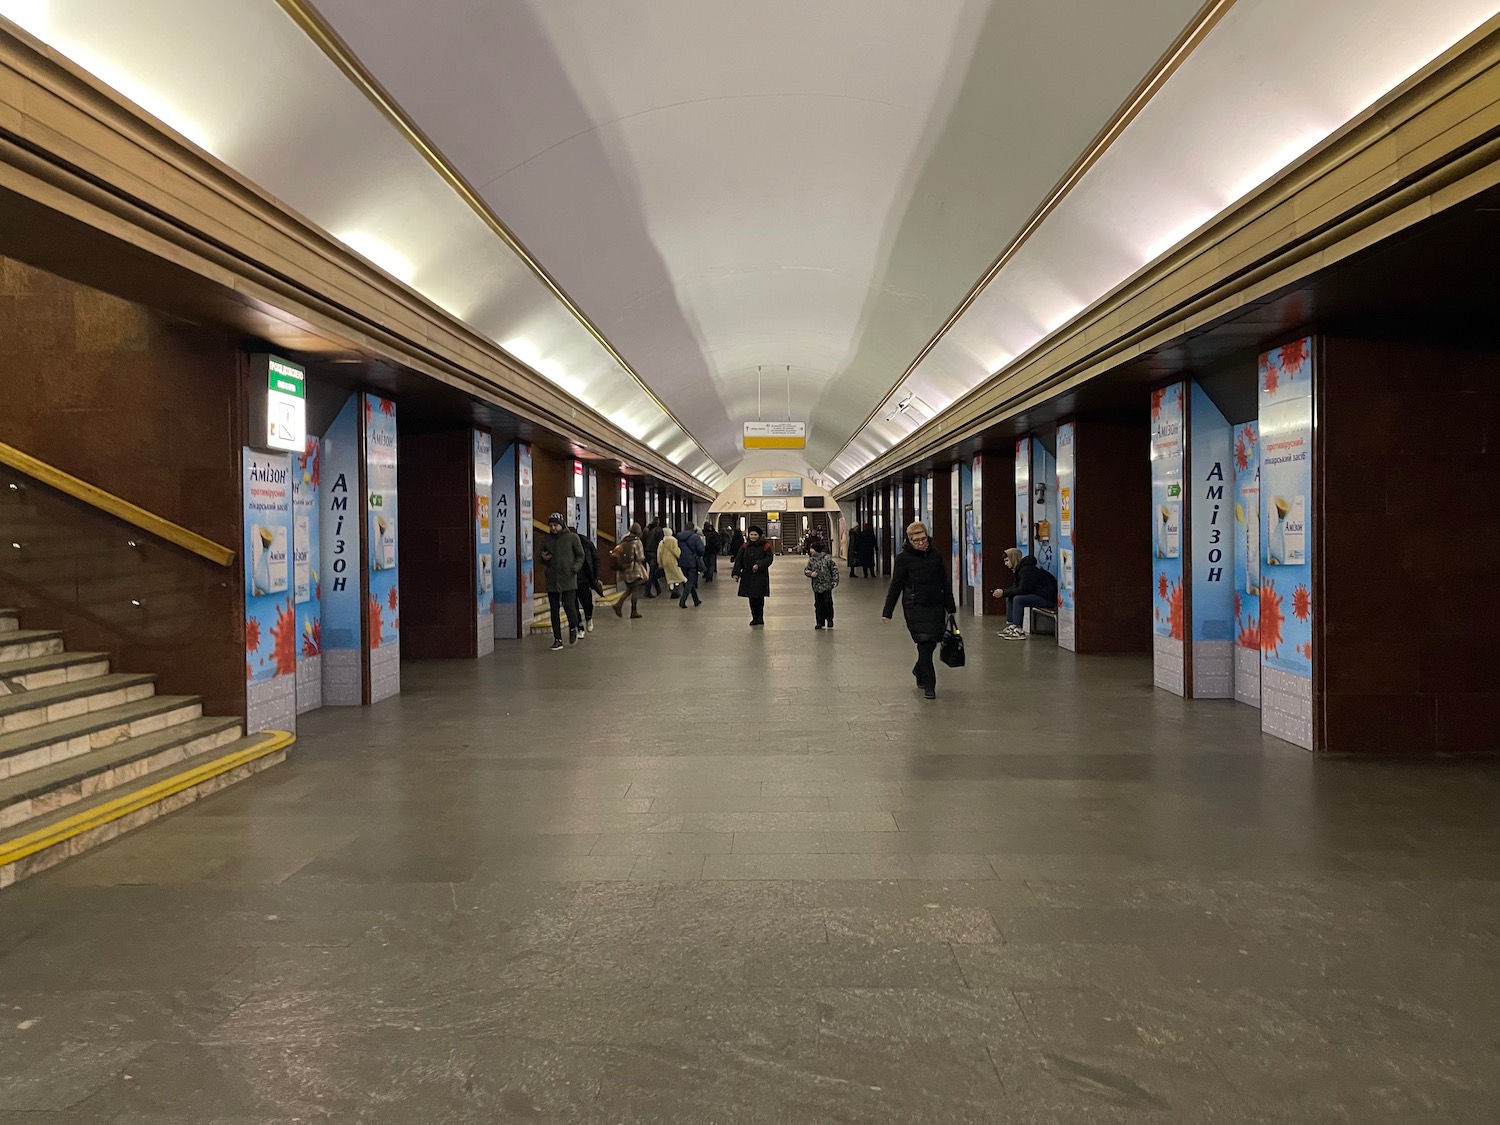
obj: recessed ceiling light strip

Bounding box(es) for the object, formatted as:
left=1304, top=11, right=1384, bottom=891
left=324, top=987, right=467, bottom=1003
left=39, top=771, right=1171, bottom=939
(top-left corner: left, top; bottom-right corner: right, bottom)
left=274, top=0, right=724, bottom=480
left=819, top=0, right=1237, bottom=474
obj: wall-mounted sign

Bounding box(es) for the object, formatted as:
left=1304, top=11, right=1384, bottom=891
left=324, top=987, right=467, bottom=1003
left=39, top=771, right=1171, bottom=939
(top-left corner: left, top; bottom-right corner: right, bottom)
left=744, top=422, right=806, bottom=450
left=744, top=476, right=803, bottom=497
left=252, top=354, right=307, bottom=454
left=573, top=459, right=585, bottom=499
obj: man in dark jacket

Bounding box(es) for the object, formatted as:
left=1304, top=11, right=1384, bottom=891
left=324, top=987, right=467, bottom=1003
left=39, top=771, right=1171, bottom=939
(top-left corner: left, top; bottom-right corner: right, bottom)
left=991, top=547, right=1058, bottom=639
left=644, top=521, right=665, bottom=598
left=882, top=521, right=956, bottom=699
left=538, top=512, right=585, bottom=649
left=572, top=525, right=606, bottom=633
left=728, top=526, right=745, bottom=561
left=702, top=522, right=721, bottom=582
left=675, top=525, right=706, bottom=609
left=857, top=524, right=878, bottom=578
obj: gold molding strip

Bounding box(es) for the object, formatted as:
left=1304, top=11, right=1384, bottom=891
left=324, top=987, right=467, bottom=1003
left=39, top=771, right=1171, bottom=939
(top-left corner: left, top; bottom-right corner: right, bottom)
left=274, top=0, right=724, bottom=481
left=821, top=0, right=1238, bottom=475
left=0, top=441, right=236, bottom=566
left=0, top=730, right=293, bottom=870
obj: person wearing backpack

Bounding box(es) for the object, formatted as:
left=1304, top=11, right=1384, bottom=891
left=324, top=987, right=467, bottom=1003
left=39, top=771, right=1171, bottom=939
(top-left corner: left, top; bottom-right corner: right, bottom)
left=991, top=547, right=1058, bottom=639
left=609, top=523, right=647, bottom=619
left=675, top=524, right=706, bottom=608
left=802, top=535, right=839, bottom=630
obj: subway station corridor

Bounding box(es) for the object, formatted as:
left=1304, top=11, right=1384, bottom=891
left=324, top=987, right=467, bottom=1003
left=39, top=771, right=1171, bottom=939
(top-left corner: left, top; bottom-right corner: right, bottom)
left=3, top=579, right=1499, bottom=1123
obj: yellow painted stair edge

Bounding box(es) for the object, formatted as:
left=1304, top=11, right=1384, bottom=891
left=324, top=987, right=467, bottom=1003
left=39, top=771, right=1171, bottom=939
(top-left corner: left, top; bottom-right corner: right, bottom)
left=0, top=729, right=295, bottom=869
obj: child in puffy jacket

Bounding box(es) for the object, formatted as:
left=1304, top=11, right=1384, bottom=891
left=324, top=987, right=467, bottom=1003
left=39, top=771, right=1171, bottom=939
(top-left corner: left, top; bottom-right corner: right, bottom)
left=802, top=536, right=840, bottom=630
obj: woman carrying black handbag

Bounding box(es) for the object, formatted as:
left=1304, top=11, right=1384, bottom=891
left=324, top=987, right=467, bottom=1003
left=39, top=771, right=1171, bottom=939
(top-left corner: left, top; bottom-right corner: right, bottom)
left=881, top=521, right=957, bottom=700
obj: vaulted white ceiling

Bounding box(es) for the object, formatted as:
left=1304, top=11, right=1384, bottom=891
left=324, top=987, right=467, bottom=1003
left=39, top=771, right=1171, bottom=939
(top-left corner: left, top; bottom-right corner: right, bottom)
left=4, top=0, right=1496, bottom=486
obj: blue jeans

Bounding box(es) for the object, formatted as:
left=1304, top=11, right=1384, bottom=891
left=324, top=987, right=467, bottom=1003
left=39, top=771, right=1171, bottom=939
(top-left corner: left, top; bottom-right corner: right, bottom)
left=1007, top=594, right=1052, bottom=628
left=678, top=569, right=700, bottom=607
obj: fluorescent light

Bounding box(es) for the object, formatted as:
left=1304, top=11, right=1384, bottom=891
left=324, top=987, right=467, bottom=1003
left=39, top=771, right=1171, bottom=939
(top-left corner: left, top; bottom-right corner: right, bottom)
left=53, top=38, right=215, bottom=151
left=337, top=231, right=415, bottom=284
left=0, top=0, right=48, bottom=36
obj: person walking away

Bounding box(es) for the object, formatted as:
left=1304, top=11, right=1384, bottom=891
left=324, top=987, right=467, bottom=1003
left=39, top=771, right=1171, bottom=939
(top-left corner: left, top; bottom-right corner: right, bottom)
left=702, top=522, right=721, bottom=582
left=572, top=526, right=605, bottom=633
left=644, top=521, right=664, bottom=597
left=657, top=524, right=685, bottom=599
left=732, top=525, right=775, bottom=626
left=803, top=535, right=839, bottom=629
left=728, top=525, right=745, bottom=562
left=991, top=547, right=1058, bottom=639
left=846, top=526, right=860, bottom=578
left=882, top=521, right=955, bottom=699
left=859, top=523, right=878, bottom=578
left=609, top=523, right=648, bottom=619
left=539, top=512, right=585, bottom=649
left=676, top=524, right=706, bottom=608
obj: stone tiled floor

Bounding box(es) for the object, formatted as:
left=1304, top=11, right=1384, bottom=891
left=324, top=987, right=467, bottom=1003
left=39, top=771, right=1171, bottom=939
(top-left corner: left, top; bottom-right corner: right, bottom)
left=2, top=577, right=1499, bottom=1122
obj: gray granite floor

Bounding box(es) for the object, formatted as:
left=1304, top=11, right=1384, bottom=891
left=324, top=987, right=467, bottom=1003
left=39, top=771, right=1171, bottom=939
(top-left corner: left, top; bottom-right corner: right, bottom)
left=2, top=577, right=1498, bottom=1123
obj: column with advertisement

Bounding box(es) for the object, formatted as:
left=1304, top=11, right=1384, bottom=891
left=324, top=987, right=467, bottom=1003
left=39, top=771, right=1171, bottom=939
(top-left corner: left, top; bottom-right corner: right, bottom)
left=1189, top=383, right=1235, bottom=698
left=293, top=439, right=321, bottom=713
left=320, top=395, right=362, bottom=706
left=1258, top=339, right=1315, bottom=749
left=474, top=430, right=494, bottom=657
left=959, top=461, right=975, bottom=612
left=1055, top=422, right=1077, bottom=651
left=970, top=456, right=984, bottom=616
left=1233, top=421, right=1262, bottom=707
left=492, top=443, right=519, bottom=640
left=1031, top=442, right=1059, bottom=580
left=364, top=395, right=400, bottom=704
left=518, top=443, right=535, bottom=620
left=1151, top=382, right=1187, bottom=695
left=587, top=468, right=599, bottom=544
left=1014, top=437, right=1031, bottom=557
left=242, top=449, right=295, bottom=733
left=949, top=464, right=962, bottom=604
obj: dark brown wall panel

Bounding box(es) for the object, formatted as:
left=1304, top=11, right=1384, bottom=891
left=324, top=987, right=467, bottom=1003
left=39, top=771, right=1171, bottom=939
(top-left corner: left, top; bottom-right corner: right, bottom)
left=981, top=448, right=1018, bottom=616
left=397, top=429, right=476, bottom=659
left=530, top=447, right=569, bottom=595
left=1073, top=416, right=1152, bottom=653
left=0, top=255, right=243, bottom=717
left=1319, top=337, right=1500, bottom=754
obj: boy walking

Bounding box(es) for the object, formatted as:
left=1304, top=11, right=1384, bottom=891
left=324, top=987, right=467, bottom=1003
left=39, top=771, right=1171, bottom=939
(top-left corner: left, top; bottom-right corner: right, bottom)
left=802, top=536, right=840, bottom=630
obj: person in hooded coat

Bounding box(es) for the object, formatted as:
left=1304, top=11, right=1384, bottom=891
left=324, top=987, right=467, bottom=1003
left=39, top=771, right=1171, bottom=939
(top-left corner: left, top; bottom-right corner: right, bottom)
left=732, top=524, right=775, bottom=626
left=882, top=520, right=955, bottom=699
left=857, top=523, right=878, bottom=578
left=657, top=524, right=686, bottom=595
left=609, top=522, right=647, bottom=619
left=728, top=526, right=745, bottom=560
left=702, top=521, right=721, bottom=582
left=675, top=524, right=706, bottom=608
left=991, top=547, right=1058, bottom=639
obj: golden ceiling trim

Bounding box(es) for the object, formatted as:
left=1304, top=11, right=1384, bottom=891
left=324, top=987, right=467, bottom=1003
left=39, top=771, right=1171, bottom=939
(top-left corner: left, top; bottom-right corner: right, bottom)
left=821, top=0, right=1238, bottom=475
left=830, top=16, right=1500, bottom=495
left=273, top=0, right=723, bottom=480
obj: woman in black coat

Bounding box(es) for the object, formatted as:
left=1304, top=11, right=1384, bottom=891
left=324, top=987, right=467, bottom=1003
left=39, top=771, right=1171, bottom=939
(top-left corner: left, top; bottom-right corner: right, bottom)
left=732, top=524, right=775, bottom=626
left=881, top=521, right=956, bottom=699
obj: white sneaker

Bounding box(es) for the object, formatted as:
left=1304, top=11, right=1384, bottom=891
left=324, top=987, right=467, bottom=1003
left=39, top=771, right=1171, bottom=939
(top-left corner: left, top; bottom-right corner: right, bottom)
left=585, top=618, right=595, bottom=633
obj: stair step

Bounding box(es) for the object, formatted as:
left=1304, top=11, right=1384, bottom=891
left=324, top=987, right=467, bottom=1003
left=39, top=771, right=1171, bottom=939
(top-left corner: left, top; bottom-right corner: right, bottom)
left=0, top=729, right=292, bottom=889
left=0, top=630, right=64, bottom=666
left=0, top=716, right=243, bottom=832
left=0, top=652, right=111, bottom=694
left=0, top=673, right=158, bottom=734
left=0, top=696, right=203, bottom=782
left=0, top=609, right=18, bottom=633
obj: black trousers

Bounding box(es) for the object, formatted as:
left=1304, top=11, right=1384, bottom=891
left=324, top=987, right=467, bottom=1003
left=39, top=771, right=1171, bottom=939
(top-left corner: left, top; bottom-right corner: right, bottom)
left=911, top=639, right=938, bottom=688
left=814, top=590, right=834, bottom=626
left=748, top=596, right=765, bottom=623
left=577, top=584, right=594, bottom=622
left=549, top=589, right=580, bottom=639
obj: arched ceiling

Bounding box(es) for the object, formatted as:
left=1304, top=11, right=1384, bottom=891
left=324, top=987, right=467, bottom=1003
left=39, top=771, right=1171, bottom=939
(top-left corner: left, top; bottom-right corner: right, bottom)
left=4, top=0, right=1496, bottom=486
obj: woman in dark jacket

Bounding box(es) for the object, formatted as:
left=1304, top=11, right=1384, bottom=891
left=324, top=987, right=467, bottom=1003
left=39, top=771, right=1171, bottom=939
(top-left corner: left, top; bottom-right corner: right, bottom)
left=882, top=521, right=956, bottom=699
left=732, top=524, right=775, bottom=626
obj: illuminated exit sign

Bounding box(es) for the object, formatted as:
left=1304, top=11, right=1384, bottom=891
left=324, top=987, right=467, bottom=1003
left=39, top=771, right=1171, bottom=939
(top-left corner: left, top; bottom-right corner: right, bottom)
left=252, top=354, right=306, bottom=453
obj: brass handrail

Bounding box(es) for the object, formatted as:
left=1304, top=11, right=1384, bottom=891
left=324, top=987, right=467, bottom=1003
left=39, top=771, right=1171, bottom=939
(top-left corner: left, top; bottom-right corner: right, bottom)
left=0, top=441, right=235, bottom=567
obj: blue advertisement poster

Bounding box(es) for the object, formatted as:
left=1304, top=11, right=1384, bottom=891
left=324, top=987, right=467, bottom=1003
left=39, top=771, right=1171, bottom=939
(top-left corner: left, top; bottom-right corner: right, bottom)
left=1151, top=383, right=1186, bottom=641
left=1014, top=437, right=1031, bottom=556
left=1258, top=340, right=1314, bottom=678
left=242, top=448, right=294, bottom=733
left=364, top=393, right=400, bottom=703
left=1189, top=382, right=1235, bottom=644
left=320, top=394, right=362, bottom=706
left=1055, top=421, right=1076, bottom=620
left=293, top=437, right=321, bottom=714
left=474, top=430, right=494, bottom=656
left=969, top=455, right=984, bottom=608
left=518, top=443, right=535, bottom=612
left=1234, top=421, right=1262, bottom=654
left=1031, top=443, right=1058, bottom=578
left=949, top=463, right=961, bottom=602
left=492, top=443, right=518, bottom=639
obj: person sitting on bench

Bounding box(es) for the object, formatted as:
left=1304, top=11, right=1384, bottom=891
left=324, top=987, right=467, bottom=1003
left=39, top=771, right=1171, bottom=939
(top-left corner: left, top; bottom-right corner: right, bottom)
left=991, top=547, right=1058, bottom=640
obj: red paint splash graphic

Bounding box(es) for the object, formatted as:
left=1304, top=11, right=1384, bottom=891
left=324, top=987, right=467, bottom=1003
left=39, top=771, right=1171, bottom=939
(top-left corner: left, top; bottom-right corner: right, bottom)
left=301, top=619, right=322, bottom=658
left=379, top=398, right=395, bottom=416
left=1279, top=338, right=1309, bottom=374
left=1297, top=641, right=1314, bottom=662
left=271, top=602, right=297, bottom=676
left=1151, top=388, right=1165, bottom=420
left=1235, top=432, right=1252, bottom=472
left=387, top=586, right=399, bottom=612
left=244, top=661, right=252, bottom=683
left=369, top=597, right=384, bottom=649
left=1262, top=358, right=1280, bottom=396
left=1236, top=617, right=1260, bottom=651
left=1158, top=572, right=1169, bottom=601
left=1166, top=579, right=1185, bottom=641
left=1260, top=580, right=1285, bottom=656
left=245, top=617, right=262, bottom=654
left=1292, top=584, right=1311, bottom=622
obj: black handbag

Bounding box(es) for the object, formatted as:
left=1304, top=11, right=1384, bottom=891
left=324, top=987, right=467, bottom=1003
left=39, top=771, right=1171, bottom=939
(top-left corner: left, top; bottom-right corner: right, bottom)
left=939, top=614, right=966, bottom=668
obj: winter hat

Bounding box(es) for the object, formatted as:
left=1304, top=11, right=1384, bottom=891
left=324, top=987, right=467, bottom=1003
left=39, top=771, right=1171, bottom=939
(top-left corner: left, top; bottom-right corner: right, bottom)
left=748, top=524, right=764, bottom=537
left=629, top=522, right=643, bottom=536
left=547, top=512, right=564, bottom=525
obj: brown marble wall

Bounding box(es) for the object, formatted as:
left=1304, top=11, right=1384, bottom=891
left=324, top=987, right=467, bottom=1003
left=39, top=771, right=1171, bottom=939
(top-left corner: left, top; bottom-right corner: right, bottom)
left=981, top=448, right=1019, bottom=618
left=1073, top=416, right=1153, bottom=653
left=530, top=447, right=569, bottom=596
left=0, top=255, right=243, bottom=717
left=396, top=429, right=477, bottom=660
left=1319, top=337, right=1500, bottom=754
